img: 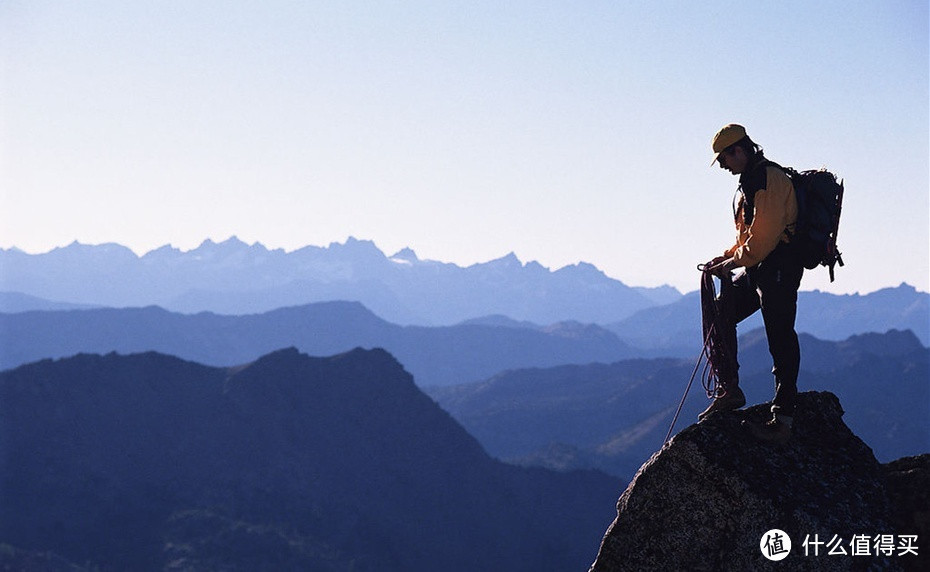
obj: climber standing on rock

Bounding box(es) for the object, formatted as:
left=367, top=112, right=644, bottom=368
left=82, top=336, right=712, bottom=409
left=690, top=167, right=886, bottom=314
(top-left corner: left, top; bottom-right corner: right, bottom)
left=699, top=124, right=804, bottom=442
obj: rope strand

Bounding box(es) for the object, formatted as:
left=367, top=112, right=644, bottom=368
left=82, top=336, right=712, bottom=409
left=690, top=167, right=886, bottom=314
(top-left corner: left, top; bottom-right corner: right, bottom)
left=662, top=323, right=714, bottom=446
left=662, top=268, right=739, bottom=446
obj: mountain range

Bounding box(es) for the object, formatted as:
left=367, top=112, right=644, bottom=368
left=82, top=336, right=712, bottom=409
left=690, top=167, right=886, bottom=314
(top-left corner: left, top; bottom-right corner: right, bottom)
left=0, top=348, right=618, bottom=571
left=2, top=238, right=926, bottom=348
left=428, top=328, right=930, bottom=479
left=0, top=302, right=635, bottom=387
left=2, top=288, right=926, bottom=390
left=1, top=238, right=927, bottom=569
left=606, top=282, right=930, bottom=351
left=0, top=237, right=676, bottom=325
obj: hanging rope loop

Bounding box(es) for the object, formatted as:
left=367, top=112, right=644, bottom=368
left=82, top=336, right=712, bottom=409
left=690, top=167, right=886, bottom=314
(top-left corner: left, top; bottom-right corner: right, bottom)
left=662, top=265, right=740, bottom=446
left=699, top=270, right=738, bottom=399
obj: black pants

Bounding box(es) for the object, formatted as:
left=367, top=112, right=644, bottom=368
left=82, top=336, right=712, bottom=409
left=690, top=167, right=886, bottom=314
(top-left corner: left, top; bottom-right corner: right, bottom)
left=720, top=244, right=804, bottom=417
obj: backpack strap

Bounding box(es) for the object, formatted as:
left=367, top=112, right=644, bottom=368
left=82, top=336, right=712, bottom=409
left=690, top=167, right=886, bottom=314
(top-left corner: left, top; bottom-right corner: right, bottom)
left=737, top=158, right=772, bottom=225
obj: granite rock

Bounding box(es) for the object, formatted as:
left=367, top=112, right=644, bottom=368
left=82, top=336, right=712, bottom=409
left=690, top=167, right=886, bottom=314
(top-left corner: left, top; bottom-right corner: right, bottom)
left=590, top=392, right=919, bottom=571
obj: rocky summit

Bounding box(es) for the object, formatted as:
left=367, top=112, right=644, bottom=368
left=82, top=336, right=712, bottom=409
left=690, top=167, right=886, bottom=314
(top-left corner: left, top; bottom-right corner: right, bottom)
left=589, top=391, right=928, bottom=571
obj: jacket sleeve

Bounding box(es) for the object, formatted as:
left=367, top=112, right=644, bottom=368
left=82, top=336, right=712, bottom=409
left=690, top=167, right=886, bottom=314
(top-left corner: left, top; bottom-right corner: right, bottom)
left=731, top=167, right=796, bottom=267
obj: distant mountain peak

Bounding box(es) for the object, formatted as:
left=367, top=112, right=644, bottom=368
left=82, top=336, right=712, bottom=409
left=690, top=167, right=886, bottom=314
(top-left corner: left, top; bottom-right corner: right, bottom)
left=390, top=247, right=419, bottom=263
left=194, top=236, right=263, bottom=251
left=326, top=237, right=385, bottom=260
left=554, top=261, right=610, bottom=280
left=57, top=240, right=137, bottom=256
left=335, top=236, right=378, bottom=249
left=144, top=244, right=183, bottom=257
left=807, top=282, right=926, bottom=297
left=839, top=328, right=926, bottom=353
left=883, top=282, right=921, bottom=296
left=482, top=252, right=523, bottom=268
left=228, top=345, right=410, bottom=387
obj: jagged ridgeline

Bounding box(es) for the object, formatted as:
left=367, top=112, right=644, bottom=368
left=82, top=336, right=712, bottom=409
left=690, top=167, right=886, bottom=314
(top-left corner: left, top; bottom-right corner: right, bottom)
left=1, top=240, right=926, bottom=350
left=0, top=348, right=618, bottom=571
left=0, top=238, right=672, bottom=325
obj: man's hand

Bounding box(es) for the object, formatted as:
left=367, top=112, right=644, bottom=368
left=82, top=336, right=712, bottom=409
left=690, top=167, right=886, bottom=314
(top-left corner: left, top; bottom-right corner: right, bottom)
left=706, top=257, right=738, bottom=278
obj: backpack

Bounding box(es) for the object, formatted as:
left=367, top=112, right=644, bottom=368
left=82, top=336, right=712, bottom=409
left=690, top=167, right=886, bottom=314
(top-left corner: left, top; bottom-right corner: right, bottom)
left=784, top=167, right=845, bottom=281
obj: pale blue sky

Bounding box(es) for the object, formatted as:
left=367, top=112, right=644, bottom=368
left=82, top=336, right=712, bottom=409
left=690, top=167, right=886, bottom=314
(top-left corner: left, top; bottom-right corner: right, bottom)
left=1, top=1, right=927, bottom=294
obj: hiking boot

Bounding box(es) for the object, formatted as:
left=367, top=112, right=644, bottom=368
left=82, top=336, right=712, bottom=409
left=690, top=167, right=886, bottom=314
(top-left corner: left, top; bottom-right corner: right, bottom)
left=746, top=416, right=792, bottom=444
left=698, top=386, right=746, bottom=420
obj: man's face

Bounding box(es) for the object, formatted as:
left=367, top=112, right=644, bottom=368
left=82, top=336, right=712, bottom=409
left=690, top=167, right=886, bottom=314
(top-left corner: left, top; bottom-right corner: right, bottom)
left=717, top=147, right=748, bottom=175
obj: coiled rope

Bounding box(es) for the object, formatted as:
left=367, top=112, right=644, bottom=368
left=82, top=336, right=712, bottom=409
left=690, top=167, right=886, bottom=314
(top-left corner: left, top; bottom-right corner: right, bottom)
left=662, top=266, right=739, bottom=446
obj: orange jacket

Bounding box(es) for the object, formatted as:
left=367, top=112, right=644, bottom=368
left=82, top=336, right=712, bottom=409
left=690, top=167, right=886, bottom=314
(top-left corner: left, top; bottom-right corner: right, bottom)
left=725, top=164, right=798, bottom=268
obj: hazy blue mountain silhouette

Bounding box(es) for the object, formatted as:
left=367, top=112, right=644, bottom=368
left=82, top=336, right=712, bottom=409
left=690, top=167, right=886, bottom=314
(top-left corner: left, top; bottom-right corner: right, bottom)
left=0, top=237, right=671, bottom=325
left=0, top=291, right=98, bottom=313
left=607, top=283, right=929, bottom=352
left=428, top=329, right=929, bottom=479
left=0, top=302, right=634, bottom=387
left=0, top=348, right=618, bottom=571
left=4, top=239, right=924, bottom=344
